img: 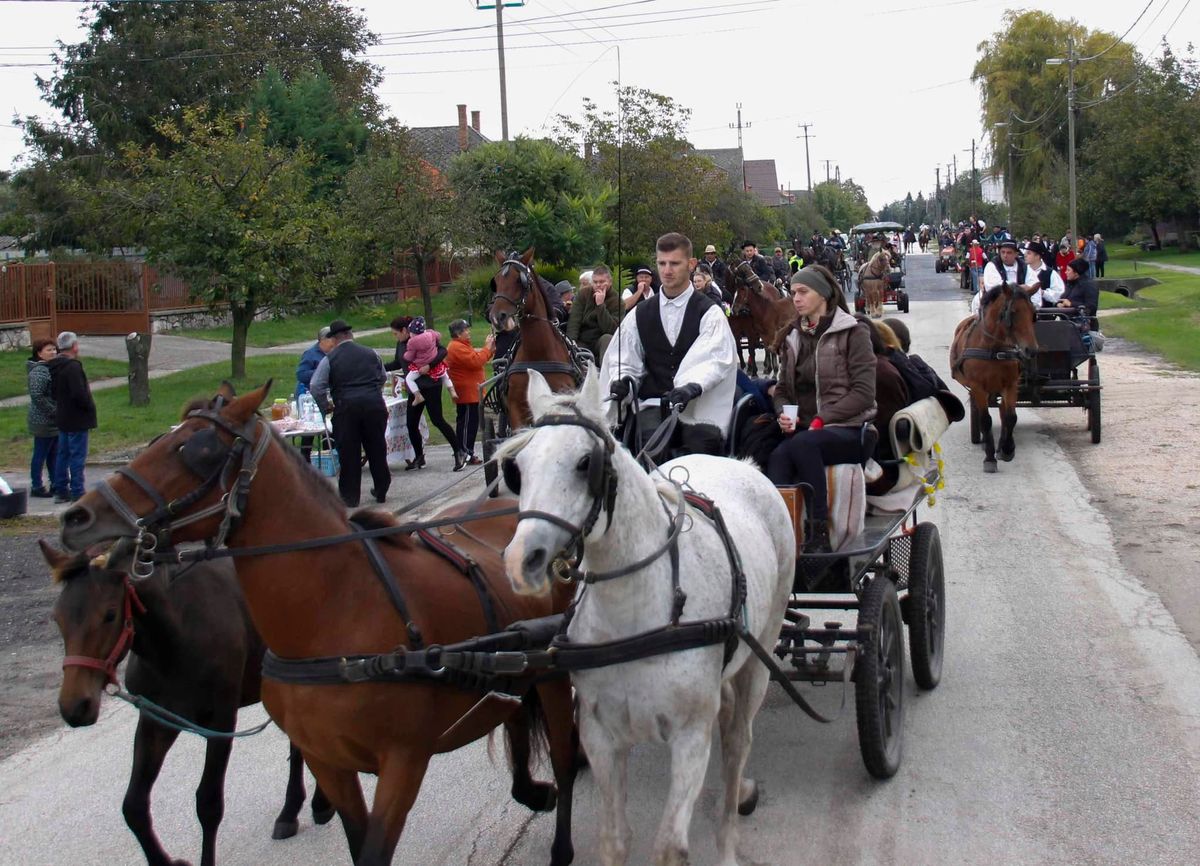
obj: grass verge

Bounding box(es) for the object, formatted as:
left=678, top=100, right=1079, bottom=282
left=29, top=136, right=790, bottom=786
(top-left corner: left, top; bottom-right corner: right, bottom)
left=1099, top=265, right=1200, bottom=371
left=176, top=290, right=482, bottom=347
left=0, top=354, right=129, bottom=401
left=1107, top=243, right=1200, bottom=270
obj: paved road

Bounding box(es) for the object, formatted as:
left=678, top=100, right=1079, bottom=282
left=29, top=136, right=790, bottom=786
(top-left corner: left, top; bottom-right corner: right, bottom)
left=4, top=254, right=1200, bottom=865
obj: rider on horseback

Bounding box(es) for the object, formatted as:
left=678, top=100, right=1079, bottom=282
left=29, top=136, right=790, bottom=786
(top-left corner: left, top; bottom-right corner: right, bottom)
left=603, top=232, right=737, bottom=459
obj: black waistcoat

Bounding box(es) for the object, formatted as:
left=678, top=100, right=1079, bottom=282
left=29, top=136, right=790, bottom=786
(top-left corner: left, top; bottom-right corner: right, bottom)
left=635, top=290, right=714, bottom=399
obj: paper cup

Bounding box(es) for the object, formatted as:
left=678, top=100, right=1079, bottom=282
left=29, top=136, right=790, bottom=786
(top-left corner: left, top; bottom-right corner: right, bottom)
left=782, top=404, right=799, bottom=421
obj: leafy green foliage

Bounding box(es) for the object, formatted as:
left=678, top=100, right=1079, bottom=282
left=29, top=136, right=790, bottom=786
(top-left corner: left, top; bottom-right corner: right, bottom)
left=449, top=138, right=613, bottom=266
left=109, top=107, right=337, bottom=377
left=812, top=180, right=871, bottom=230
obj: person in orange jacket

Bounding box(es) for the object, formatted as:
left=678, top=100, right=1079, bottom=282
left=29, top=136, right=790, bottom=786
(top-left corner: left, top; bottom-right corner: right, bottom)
left=446, top=319, right=495, bottom=468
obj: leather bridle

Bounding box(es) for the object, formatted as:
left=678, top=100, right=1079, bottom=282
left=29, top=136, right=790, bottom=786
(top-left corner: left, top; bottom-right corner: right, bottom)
left=95, top=406, right=272, bottom=578
left=62, top=573, right=146, bottom=688
left=490, top=259, right=538, bottom=324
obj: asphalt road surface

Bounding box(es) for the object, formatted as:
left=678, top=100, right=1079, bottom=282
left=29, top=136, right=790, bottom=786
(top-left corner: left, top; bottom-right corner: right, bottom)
left=3, top=254, right=1200, bottom=865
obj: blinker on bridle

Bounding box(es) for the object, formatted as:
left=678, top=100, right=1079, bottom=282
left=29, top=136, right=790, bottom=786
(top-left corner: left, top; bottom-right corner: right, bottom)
left=95, top=406, right=272, bottom=579
left=490, top=259, right=534, bottom=320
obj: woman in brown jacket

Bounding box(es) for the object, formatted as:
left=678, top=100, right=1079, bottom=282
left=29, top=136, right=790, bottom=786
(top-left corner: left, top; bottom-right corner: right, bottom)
left=767, top=265, right=877, bottom=551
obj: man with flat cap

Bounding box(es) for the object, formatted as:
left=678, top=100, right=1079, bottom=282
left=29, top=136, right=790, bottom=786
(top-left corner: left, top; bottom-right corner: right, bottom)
left=971, top=239, right=1038, bottom=315
left=309, top=319, right=390, bottom=507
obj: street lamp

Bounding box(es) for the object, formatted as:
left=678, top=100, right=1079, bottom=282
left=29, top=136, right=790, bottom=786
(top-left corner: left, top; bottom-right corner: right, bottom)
left=1046, top=42, right=1078, bottom=248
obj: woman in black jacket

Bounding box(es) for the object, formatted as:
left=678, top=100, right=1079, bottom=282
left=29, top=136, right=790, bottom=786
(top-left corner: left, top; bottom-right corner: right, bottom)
left=387, top=316, right=462, bottom=471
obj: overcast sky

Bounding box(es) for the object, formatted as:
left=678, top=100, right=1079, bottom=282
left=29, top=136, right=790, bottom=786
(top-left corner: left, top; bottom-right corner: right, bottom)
left=1, top=0, right=1197, bottom=210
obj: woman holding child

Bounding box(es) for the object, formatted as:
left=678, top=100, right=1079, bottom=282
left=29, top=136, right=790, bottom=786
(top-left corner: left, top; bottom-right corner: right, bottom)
left=386, top=315, right=465, bottom=471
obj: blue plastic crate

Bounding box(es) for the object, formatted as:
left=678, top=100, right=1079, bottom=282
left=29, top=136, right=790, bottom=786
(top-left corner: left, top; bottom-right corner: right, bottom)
left=310, top=451, right=340, bottom=477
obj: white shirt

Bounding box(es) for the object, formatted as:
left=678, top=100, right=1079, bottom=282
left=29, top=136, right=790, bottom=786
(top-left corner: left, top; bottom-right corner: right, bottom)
left=600, top=285, right=738, bottom=436
left=621, top=285, right=655, bottom=304
left=1028, top=262, right=1065, bottom=307
left=972, top=260, right=1035, bottom=314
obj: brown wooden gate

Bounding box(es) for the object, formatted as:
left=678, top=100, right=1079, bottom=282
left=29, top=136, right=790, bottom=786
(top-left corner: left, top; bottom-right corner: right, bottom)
left=51, top=262, right=151, bottom=336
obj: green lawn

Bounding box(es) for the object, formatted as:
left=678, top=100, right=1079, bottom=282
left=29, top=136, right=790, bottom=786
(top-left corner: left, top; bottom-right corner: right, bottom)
left=1099, top=266, right=1200, bottom=371
left=176, top=290, right=483, bottom=347
left=1106, top=243, right=1200, bottom=270
left=0, top=353, right=129, bottom=400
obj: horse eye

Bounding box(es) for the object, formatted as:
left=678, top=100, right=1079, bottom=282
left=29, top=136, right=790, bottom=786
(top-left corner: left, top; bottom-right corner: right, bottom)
left=102, top=609, right=117, bottom=624
left=576, top=455, right=590, bottom=474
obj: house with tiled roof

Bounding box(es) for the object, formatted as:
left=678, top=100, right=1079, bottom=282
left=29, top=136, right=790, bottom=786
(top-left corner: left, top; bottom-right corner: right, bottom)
left=407, top=104, right=491, bottom=173
left=694, top=147, right=744, bottom=190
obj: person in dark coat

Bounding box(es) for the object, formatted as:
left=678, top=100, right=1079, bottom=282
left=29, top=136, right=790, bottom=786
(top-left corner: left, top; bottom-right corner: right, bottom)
left=741, top=240, right=776, bottom=284
left=385, top=316, right=463, bottom=472
left=26, top=339, right=58, bottom=497
left=294, top=325, right=334, bottom=461
left=566, top=264, right=621, bottom=361
left=45, top=332, right=96, bottom=503
left=309, top=320, right=392, bottom=507
left=1093, top=234, right=1108, bottom=278
left=701, top=244, right=729, bottom=286
left=1059, top=258, right=1100, bottom=318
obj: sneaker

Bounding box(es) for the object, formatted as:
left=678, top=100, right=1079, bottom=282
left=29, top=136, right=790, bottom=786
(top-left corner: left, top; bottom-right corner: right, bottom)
left=467, top=454, right=483, bottom=466
left=452, top=451, right=467, bottom=472
left=30, top=488, right=52, bottom=498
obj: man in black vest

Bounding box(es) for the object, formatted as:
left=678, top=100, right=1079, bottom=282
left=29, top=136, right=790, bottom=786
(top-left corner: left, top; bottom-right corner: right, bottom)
left=602, top=232, right=737, bottom=457
left=309, top=319, right=390, bottom=507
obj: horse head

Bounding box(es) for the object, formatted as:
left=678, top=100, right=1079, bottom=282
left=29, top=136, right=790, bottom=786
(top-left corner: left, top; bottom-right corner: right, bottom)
left=43, top=538, right=143, bottom=726
left=980, top=283, right=1039, bottom=358
left=500, top=366, right=618, bottom=596
left=489, top=247, right=537, bottom=333
left=61, top=382, right=274, bottom=555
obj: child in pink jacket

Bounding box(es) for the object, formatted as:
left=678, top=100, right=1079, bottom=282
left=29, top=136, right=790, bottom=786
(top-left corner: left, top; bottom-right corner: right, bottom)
left=403, top=317, right=457, bottom=404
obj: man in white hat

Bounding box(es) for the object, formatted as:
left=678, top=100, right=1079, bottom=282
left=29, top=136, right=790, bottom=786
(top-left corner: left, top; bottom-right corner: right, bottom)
left=701, top=243, right=728, bottom=286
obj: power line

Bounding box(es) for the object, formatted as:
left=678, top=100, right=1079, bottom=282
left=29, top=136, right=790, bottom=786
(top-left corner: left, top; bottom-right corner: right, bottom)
left=1077, top=0, right=1158, bottom=61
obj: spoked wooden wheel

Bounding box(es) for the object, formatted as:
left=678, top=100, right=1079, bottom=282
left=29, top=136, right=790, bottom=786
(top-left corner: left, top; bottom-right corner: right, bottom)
left=906, top=523, right=945, bottom=690
left=1087, top=359, right=1101, bottom=444
left=855, top=576, right=905, bottom=779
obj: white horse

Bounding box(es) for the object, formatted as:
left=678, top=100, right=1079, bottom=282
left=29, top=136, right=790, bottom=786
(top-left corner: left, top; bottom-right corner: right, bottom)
left=501, top=368, right=795, bottom=866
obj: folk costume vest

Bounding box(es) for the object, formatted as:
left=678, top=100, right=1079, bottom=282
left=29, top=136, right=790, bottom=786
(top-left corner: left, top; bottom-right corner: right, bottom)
left=327, top=341, right=386, bottom=407
left=635, top=290, right=715, bottom=400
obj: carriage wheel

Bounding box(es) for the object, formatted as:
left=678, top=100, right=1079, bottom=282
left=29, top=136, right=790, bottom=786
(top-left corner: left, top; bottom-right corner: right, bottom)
left=855, top=577, right=905, bottom=779
left=482, top=415, right=500, bottom=498
left=969, top=402, right=981, bottom=445
left=896, top=291, right=909, bottom=314
left=1088, top=360, right=1101, bottom=444
left=905, top=523, right=945, bottom=690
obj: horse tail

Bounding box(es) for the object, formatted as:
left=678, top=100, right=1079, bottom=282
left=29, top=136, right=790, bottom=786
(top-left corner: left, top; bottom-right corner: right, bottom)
left=503, top=686, right=550, bottom=771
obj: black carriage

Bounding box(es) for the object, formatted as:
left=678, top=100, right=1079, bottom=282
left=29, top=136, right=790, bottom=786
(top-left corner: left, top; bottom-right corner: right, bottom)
left=773, top=463, right=944, bottom=778
left=970, top=309, right=1102, bottom=444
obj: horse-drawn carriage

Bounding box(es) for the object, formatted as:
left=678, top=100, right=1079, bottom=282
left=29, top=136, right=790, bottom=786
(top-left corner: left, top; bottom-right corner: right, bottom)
left=969, top=309, right=1102, bottom=445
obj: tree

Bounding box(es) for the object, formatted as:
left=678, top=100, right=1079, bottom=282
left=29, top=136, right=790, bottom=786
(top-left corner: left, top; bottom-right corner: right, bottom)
left=1079, top=46, right=1200, bottom=248
left=107, top=107, right=334, bottom=378
left=449, top=138, right=613, bottom=266
left=553, top=86, right=729, bottom=260
left=974, top=11, right=1138, bottom=198
left=31, top=0, right=380, bottom=157
left=341, top=132, right=481, bottom=324
left=812, top=180, right=871, bottom=230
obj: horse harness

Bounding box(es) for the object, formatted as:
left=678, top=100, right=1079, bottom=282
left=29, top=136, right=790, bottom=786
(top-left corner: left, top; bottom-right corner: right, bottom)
left=953, top=281, right=1032, bottom=374
left=62, top=571, right=147, bottom=687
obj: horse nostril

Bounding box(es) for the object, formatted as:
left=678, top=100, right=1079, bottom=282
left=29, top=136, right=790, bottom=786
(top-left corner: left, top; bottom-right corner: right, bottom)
left=523, top=547, right=547, bottom=574
left=62, top=505, right=93, bottom=530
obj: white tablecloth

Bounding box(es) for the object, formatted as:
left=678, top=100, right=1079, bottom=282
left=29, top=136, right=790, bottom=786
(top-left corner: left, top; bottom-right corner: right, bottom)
left=273, top=390, right=427, bottom=469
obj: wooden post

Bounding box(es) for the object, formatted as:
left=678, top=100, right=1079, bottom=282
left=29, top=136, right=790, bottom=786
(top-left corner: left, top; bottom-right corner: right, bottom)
left=126, top=331, right=152, bottom=406
left=17, top=264, right=26, bottom=321
left=47, top=263, right=58, bottom=338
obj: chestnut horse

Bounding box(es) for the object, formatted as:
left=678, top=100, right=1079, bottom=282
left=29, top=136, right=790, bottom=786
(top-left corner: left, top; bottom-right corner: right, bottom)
left=729, top=261, right=796, bottom=359
left=60, top=383, right=578, bottom=866
left=727, top=281, right=764, bottom=376
left=950, top=282, right=1039, bottom=472
left=42, top=540, right=331, bottom=866
left=488, top=248, right=579, bottom=429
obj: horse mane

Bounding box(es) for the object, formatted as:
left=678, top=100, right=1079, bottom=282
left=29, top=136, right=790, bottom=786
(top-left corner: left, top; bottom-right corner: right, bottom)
left=980, top=284, right=1005, bottom=309
left=50, top=551, right=93, bottom=584
left=263, top=424, right=354, bottom=515
left=346, top=509, right=414, bottom=549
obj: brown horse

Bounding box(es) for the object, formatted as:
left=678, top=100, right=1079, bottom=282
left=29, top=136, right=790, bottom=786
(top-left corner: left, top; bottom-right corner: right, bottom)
left=727, top=280, right=764, bottom=376
left=488, top=248, right=579, bottom=429
left=42, top=540, right=332, bottom=866
left=950, top=283, right=1039, bottom=472
left=59, top=383, right=578, bottom=866
left=729, top=260, right=796, bottom=357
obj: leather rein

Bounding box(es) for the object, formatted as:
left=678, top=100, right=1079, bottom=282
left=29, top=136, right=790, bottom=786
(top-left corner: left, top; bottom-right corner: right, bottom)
left=956, top=282, right=1034, bottom=369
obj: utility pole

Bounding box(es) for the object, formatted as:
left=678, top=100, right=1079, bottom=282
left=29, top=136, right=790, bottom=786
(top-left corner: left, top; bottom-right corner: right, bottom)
left=1048, top=38, right=1078, bottom=247
left=945, top=162, right=954, bottom=223
left=729, top=103, right=751, bottom=190
left=935, top=167, right=941, bottom=224
left=796, top=122, right=814, bottom=191
left=821, top=159, right=834, bottom=184
left=963, top=138, right=977, bottom=218
left=477, top=1, right=525, bottom=141
left=994, top=115, right=1016, bottom=232
left=835, top=165, right=841, bottom=183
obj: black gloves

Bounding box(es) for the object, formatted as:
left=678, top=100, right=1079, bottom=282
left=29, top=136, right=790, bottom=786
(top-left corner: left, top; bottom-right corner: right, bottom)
left=665, top=383, right=703, bottom=411
left=609, top=376, right=635, bottom=404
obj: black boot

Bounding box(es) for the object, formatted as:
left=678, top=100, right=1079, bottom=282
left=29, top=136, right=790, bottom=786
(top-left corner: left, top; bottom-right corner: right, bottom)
left=803, top=519, right=832, bottom=554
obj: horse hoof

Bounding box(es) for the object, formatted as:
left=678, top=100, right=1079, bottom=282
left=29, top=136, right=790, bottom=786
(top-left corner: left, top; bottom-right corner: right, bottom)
left=272, top=819, right=299, bottom=840
left=312, top=804, right=337, bottom=826
left=983, top=460, right=998, bottom=473
left=999, top=450, right=1015, bottom=462
left=514, top=781, right=557, bottom=812
left=738, top=780, right=760, bottom=816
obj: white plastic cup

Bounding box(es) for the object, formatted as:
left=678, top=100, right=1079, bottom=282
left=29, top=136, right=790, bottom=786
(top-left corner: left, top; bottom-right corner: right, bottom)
left=782, top=404, right=799, bottom=422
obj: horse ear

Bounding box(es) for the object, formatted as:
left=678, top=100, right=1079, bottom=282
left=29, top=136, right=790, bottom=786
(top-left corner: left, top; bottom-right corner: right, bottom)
left=215, top=381, right=237, bottom=403
left=578, top=363, right=603, bottom=417
left=494, top=249, right=507, bottom=265
left=520, top=247, right=535, bottom=267
left=526, top=369, right=554, bottom=420
left=224, top=380, right=272, bottom=423
left=38, top=538, right=71, bottom=570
